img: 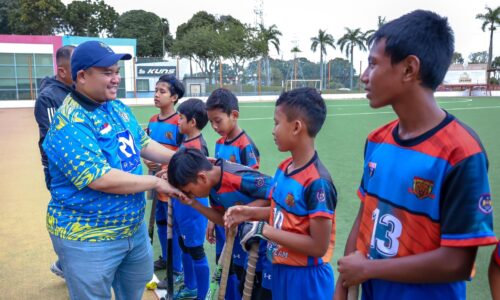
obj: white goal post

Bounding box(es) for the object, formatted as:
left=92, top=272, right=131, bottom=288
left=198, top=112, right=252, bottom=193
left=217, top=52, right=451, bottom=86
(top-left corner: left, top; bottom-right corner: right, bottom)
left=285, top=79, right=321, bottom=91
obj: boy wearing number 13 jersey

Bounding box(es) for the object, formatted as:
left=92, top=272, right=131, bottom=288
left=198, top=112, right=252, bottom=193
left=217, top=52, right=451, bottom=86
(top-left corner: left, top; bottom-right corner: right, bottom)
left=336, top=10, right=496, bottom=300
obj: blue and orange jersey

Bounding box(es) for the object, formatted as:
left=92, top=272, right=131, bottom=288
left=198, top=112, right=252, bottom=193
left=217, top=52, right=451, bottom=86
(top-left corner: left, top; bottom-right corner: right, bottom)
left=147, top=112, right=183, bottom=151
left=356, top=112, right=496, bottom=298
left=180, top=134, right=209, bottom=157
left=494, top=241, right=500, bottom=267
left=208, top=159, right=272, bottom=211
left=268, top=152, right=337, bottom=267
left=215, top=130, right=260, bottom=169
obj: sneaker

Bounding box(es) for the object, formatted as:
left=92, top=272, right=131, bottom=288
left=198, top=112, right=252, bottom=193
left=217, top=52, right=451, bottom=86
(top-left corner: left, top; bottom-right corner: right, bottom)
left=174, top=272, right=185, bottom=291
left=174, top=287, right=197, bottom=300
left=50, top=260, right=64, bottom=279
left=154, top=256, right=166, bottom=271
left=157, top=272, right=184, bottom=290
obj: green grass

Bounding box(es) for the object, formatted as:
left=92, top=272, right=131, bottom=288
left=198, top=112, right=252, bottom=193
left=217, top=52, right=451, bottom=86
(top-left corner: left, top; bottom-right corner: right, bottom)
left=133, top=97, right=500, bottom=299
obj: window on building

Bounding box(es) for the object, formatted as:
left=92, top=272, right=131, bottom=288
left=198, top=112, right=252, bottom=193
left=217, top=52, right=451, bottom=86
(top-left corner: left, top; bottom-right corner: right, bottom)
left=0, top=52, right=54, bottom=101
left=136, top=79, right=149, bottom=91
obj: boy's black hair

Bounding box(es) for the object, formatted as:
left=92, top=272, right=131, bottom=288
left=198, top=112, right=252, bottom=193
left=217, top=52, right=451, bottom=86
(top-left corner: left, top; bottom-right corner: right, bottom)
left=167, top=148, right=213, bottom=188
left=369, top=10, right=454, bottom=91
left=205, top=88, right=239, bottom=114
left=275, top=87, right=326, bottom=137
left=177, top=98, right=209, bottom=130
left=157, top=75, right=185, bottom=103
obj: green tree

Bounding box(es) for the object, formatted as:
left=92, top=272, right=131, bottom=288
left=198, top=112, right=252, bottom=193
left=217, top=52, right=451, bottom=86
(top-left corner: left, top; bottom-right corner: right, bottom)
left=468, top=51, right=489, bottom=64
left=311, top=29, right=336, bottom=90
left=337, top=27, right=367, bottom=89
left=452, top=52, right=465, bottom=64
left=173, top=12, right=221, bottom=83
left=476, top=6, right=500, bottom=85
left=113, top=10, right=173, bottom=57
left=63, top=0, right=117, bottom=37
left=0, top=0, right=18, bottom=34
left=217, top=16, right=255, bottom=84
left=9, top=0, right=65, bottom=35
left=255, top=24, right=282, bottom=86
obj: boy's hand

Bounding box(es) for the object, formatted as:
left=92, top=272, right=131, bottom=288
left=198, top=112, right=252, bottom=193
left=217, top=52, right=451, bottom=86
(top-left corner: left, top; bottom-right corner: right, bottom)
left=337, top=251, right=369, bottom=287
left=206, top=221, right=216, bottom=244
left=239, top=221, right=267, bottom=252
left=224, top=205, right=252, bottom=228
left=144, top=159, right=161, bottom=172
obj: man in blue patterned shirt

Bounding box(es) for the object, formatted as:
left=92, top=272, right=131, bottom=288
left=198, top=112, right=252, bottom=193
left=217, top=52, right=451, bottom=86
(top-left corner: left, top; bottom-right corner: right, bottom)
left=43, top=41, right=182, bottom=300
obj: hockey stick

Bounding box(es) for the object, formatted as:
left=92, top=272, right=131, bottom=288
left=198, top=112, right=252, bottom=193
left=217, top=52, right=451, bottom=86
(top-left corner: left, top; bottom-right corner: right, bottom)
left=242, top=242, right=259, bottom=300
left=165, top=198, right=174, bottom=300
left=205, top=243, right=227, bottom=300
left=218, top=227, right=236, bottom=300
left=347, top=285, right=359, bottom=300
left=147, top=187, right=157, bottom=244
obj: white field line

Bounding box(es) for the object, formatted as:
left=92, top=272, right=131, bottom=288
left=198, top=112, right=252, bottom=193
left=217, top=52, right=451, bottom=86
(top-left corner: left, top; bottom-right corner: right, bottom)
left=238, top=99, right=473, bottom=108
left=138, top=103, right=500, bottom=126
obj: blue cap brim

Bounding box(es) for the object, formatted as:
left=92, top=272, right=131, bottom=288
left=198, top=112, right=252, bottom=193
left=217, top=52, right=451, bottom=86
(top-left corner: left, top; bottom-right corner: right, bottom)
left=93, top=53, right=132, bottom=68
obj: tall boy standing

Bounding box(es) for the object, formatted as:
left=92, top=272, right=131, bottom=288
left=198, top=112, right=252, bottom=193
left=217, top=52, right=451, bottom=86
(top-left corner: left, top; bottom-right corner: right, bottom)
left=335, top=10, right=496, bottom=300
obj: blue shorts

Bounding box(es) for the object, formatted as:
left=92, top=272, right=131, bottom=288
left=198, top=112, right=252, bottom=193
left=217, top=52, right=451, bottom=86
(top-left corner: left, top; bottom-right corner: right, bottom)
left=155, top=200, right=168, bottom=222
left=215, top=224, right=226, bottom=258
left=232, top=224, right=248, bottom=267
left=173, top=197, right=208, bottom=248
left=271, top=263, right=334, bottom=300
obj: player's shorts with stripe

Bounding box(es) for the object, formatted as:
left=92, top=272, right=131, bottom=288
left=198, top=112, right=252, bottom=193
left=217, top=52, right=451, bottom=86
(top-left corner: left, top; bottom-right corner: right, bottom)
left=173, top=197, right=208, bottom=247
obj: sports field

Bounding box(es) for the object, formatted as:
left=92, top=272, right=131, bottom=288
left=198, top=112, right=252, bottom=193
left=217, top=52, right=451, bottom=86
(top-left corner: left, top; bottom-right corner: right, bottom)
left=1, top=96, right=498, bottom=299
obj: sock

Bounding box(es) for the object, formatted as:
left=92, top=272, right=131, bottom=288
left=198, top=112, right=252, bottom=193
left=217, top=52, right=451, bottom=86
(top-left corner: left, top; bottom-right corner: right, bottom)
left=193, top=257, right=209, bottom=299
left=225, top=274, right=241, bottom=300
left=157, top=223, right=167, bottom=261
left=182, top=253, right=196, bottom=290
left=172, top=231, right=183, bottom=273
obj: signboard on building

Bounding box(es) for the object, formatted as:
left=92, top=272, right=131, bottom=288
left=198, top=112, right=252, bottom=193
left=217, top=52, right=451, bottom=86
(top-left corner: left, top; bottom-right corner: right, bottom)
left=137, top=66, right=176, bottom=77
left=442, top=64, right=487, bottom=85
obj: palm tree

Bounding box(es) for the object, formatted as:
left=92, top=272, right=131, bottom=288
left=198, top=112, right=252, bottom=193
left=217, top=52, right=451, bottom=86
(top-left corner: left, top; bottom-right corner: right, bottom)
left=311, top=29, right=336, bottom=90
left=257, top=24, right=282, bottom=86
left=364, top=16, right=387, bottom=48
left=337, top=27, right=367, bottom=89
left=476, top=6, right=500, bottom=85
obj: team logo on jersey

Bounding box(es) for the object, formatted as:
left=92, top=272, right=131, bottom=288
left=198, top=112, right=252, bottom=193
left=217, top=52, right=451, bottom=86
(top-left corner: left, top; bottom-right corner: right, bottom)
left=368, top=161, right=377, bottom=177
left=229, top=154, right=236, bottom=163
left=255, top=177, right=265, bottom=188
left=316, top=189, right=326, bottom=202
left=119, top=111, right=129, bottom=122
left=285, top=193, right=295, bottom=207
left=478, top=193, right=492, bottom=214
left=99, top=123, right=112, bottom=134
left=116, top=130, right=140, bottom=172
left=409, top=177, right=435, bottom=200
left=166, top=131, right=173, bottom=140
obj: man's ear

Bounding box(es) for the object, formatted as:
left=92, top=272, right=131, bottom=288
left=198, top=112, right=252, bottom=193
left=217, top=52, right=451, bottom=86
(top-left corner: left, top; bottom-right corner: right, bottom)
left=76, top=70, right=86, bottom=84
left=189, top=118, right=197, bottom=129
left=402, top=55, right=421, bottom=83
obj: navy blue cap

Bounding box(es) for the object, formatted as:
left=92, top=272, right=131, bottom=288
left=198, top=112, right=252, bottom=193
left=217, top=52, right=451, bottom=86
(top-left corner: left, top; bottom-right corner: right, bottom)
left=71, top=41, right=132, bottom=81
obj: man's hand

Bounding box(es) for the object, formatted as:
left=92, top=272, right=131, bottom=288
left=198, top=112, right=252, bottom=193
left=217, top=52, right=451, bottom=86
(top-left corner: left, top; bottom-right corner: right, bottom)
left=206, top=221, right=216, bottom=244
left=144, top=159, right=161, bottom=172
left=224, top=205, right=253, bottom=228
left=154, top=178, right=187, bottom=202
left=239, top=221, right=267, bottom=252
left=337, top=251, right=369, bottom=287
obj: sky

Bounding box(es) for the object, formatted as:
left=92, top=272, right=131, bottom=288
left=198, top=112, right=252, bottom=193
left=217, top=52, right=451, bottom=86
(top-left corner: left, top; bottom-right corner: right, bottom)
left=63, top=0, right=499, bottom=74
